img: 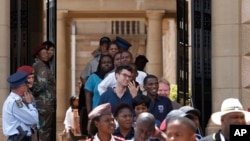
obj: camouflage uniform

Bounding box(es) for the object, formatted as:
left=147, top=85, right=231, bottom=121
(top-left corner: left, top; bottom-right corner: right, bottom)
left=32, top=58, right=56, bottom=141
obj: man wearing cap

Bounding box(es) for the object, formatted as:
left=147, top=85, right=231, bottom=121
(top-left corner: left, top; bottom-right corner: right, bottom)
left=32, top=45, right=56, bottom=141
left=200, top=98, right=250, bottom=141
left=2, top=72, right=39, bottom=141
left=179, top=106, right=202, bottom=140
left=160, top=109, right=193, bottom=132
left=80, top=36, right=111, bottom=85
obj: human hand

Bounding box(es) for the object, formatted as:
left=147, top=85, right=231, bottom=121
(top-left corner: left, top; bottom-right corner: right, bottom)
left=22, top=92, right=32, bottom=104
left=128, top=81, right=139, bottom=98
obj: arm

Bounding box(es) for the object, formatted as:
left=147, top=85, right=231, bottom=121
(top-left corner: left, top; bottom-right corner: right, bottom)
left=84, top=75, right=95, bottom=113
left=152, top=126, right=167, bottom=140
left=98, top=72, right=116, bottom=95
left=85, top=90, right=93, bottom=114
left=80, top=57, right=99, bottom=84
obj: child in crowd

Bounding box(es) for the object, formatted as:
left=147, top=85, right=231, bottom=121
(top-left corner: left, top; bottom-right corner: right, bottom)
left=63, top=96, right=80, bottom=139
left=132, top=94, right=151, bottom=122
left=132, top=95, right=166, bottom=141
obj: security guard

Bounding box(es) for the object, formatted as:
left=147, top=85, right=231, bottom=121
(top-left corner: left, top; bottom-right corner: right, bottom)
left=2, top=71, right=39, bottom=141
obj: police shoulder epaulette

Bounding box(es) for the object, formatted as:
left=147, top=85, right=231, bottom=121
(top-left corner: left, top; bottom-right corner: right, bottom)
left=15, top=99, right=23, bottom=108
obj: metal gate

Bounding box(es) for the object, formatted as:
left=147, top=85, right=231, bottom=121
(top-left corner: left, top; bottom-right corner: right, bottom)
left=10, top=0, right=56, bottom=73
left=191, top=0, right=212, bottom=134
left=176, top=0, right=189, bottom=106
left=10, top=0, right=29, bottom=73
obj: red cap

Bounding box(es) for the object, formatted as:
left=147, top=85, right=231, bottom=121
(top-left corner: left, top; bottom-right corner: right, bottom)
left=32, top=45, right=47, bottom=58
left=16, top=65, right=33, bottom=75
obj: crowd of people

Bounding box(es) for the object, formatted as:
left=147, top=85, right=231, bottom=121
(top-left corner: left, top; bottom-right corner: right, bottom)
left=2, top=36, right=250, bottom=141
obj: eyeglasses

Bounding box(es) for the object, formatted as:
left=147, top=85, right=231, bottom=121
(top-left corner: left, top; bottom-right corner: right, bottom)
left=119, top=73, right=132, bottom=79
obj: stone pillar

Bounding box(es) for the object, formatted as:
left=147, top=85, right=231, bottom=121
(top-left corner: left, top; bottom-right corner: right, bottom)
left=163, top=19, right=177, bottom=84
left=241, top=0, right=250, bottom=112
left=146, top=10, right=165, bottom=78
left=206, top=0, right=242, bottom=135
left=211, top=0, right=241, bottom=112
left=0, top=0, right=10, bottom=114
left=56, top=10, right=68, bottom=121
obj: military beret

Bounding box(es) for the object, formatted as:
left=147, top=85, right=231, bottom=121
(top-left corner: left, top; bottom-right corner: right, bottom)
left=32, top=45, right=47, bottom=58
left=7, top=72, right=28, bottom=87
left=16, top=65, right=34, bottom=75
left=115, top=36, right=132, bottom=50
left=88, top=103, right=112, bottom=120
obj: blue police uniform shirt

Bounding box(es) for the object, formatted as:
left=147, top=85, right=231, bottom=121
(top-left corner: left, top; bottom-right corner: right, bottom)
left=2, top=92, right=39, bottom=136
left=149, top=96, right=173, bottom=123
left=99, top=88, right=133, bottom=113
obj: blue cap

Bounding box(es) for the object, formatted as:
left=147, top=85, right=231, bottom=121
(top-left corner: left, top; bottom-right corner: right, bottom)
left=116, top=36, right=132, bottom=50
left=7, top=72, right=28, bottom=87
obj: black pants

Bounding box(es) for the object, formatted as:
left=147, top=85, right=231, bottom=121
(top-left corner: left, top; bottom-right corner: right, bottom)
left=8, top=135, right=31, bottom=141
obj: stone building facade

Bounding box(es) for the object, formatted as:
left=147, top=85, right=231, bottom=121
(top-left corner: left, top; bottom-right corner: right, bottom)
left=0, top=0, right=250, bottom=139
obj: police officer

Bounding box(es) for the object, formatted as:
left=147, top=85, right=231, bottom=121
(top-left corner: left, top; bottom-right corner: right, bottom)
left=2, top=71, right=39, bottom=141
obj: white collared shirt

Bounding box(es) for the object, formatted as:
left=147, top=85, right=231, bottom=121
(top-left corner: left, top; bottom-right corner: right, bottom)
left=92, top=134, right=116, bottom=141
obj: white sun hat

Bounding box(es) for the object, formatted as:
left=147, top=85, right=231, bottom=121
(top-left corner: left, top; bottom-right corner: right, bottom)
left=211, top=98, right=250, bottom=125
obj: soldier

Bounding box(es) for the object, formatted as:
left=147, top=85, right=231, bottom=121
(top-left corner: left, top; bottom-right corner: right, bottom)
left=32, top=45, right=56, bottom=141
left=2, top=72, right=39, bottom=141
left=42, top=41, right=56, bottom=75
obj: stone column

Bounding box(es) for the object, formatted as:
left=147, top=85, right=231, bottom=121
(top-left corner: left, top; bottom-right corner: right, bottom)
left=241, top=0, right=250, bottom=114
left=56, top=10, right=68, bottom=121
left=163, top=19, right=177, bottom=84
left=206, top=0, right=242, bottom=135
left=0, top=0, right=10, bottom=114
left=146, top=10, right=165, bottom=78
